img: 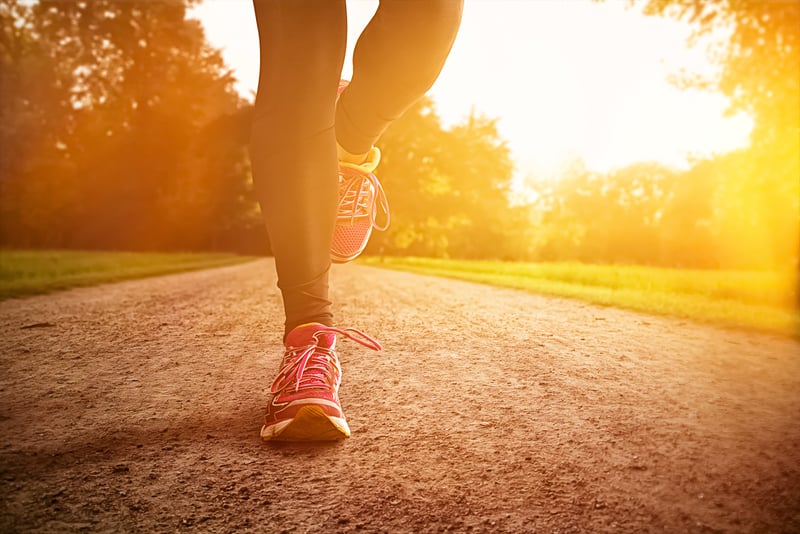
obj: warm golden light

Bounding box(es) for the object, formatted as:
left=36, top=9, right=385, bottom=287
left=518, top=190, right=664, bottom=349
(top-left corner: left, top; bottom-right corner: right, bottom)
left=2, top=0, right=795, bottom=275
left=191, top=0, right=754, bottom=176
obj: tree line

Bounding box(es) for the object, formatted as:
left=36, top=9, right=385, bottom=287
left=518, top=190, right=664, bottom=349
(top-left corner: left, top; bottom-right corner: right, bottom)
left=1, top=0, right=796, bottom=271
left=1, top=0, right=262, bottom=252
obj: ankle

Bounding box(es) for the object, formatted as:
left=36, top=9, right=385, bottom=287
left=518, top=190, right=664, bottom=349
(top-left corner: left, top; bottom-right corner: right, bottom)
left=337, top=143, right=369, bottom=166
left=338, top=145, right=381, bottom=174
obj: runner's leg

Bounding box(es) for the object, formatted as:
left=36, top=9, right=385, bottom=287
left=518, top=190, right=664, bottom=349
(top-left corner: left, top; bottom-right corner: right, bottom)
left=250, top=0, right=347, bottom=339
left=335, top=0, right=464, bottom=156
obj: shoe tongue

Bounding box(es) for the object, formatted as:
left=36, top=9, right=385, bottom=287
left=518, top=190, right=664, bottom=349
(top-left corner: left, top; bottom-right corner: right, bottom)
left=285, top=324, right=336, bottom=349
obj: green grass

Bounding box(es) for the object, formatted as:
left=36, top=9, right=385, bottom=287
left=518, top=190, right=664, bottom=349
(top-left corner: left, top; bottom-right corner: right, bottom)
left=0, top=249, right=256, bottom=300
left=359, top=256, right=799, bottom=337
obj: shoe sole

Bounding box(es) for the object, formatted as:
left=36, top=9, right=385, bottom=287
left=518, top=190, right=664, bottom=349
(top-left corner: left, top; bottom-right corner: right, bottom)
left=261, top=405, right=351, bottom=442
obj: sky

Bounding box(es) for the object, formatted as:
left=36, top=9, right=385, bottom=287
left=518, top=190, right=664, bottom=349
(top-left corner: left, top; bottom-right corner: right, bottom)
left=190, top=0, right=753, bottom=181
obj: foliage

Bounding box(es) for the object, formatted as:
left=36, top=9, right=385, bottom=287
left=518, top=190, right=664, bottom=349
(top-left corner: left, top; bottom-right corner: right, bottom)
left=0, top=0, right=264, bottom=252
left=640, top=0, right=800, bottom=270
left=1, top=0, right=795, bottom=273
left=515, top=0, right=799, bottom=271
left=641, top=0, right=798, bottom=141
left=526, top=160, right=708, bottom=266
left=365, top=0, right=796, bottom=270
left=0, top=0, right=513, bottom=258
left=364, top=99, right=520, bottom=259
left=523, top=151, right=797, bottom=270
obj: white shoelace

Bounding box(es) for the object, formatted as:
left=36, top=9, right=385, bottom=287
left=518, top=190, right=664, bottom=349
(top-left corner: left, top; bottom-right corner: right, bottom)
left=337, top=169, right=391, bottom=231
left=270, top=326, right=382, bottom=394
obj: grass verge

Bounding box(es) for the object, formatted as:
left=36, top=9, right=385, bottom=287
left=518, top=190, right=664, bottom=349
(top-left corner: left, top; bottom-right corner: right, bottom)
left=0, top=249, right=257, bottom=300
left=359, top=256, right=799, bottom=337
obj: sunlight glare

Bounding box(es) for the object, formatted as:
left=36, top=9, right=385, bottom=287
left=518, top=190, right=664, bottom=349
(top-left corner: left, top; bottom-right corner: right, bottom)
left=191, top=0, right=754, bottom=177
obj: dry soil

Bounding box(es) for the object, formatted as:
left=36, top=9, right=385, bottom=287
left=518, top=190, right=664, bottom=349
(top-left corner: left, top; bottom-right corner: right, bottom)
left=0, top=259, right=798, bottom=533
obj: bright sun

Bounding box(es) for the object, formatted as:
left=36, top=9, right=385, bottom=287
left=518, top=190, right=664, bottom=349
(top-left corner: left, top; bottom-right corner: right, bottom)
left=191, top=0, right=753, bottom=179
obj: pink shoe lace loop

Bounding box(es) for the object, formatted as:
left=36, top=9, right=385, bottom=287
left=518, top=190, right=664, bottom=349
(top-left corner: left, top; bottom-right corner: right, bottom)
left=337, top=168, right=391, bottom=232
left=270, top=326, right=382, bottom=395
left=330, top=326, right=383, bottom=352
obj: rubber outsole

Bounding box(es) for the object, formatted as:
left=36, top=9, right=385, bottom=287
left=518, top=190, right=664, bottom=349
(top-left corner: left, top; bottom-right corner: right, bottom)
left=261, top=405, right=351, bottom=442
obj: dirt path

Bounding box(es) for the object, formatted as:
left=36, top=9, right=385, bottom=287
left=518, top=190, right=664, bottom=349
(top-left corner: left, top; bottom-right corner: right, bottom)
left=0, top=259, right=798, bottom=533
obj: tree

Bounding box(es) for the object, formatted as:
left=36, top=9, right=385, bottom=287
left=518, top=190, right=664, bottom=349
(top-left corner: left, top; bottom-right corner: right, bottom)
left=643, top=1, right=798, bottom=145
left=365, top=98, right=516, bottom=259
left=526, top=160, right=700, bottom=266
left=641, top=0, right=799, bottom=269
left=0, top=0, right=262, bottom=252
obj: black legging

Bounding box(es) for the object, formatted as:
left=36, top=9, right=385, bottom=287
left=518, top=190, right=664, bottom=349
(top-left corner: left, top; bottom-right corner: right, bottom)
left=250, top=0, right=463, bottom=338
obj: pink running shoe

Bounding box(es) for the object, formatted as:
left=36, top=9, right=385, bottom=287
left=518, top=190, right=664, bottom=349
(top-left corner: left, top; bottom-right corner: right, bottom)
left=261, top=323, right=381, bottom=441
left=332, top=80, right=390, bottom=263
